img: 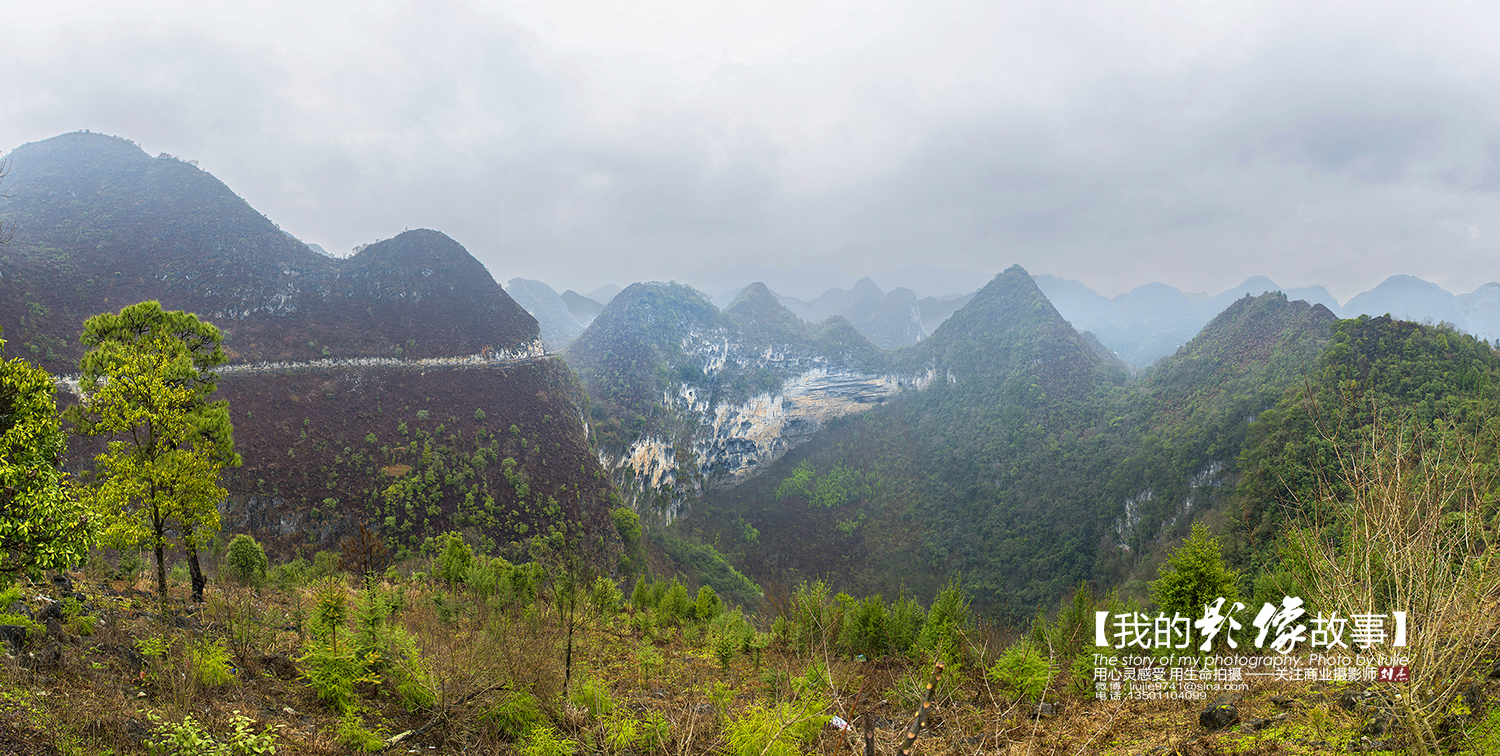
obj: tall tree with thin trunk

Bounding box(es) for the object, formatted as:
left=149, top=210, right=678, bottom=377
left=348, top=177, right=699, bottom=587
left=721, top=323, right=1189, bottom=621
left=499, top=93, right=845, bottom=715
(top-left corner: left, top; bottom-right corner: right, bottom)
left=65, top=301, right=240, bottom=601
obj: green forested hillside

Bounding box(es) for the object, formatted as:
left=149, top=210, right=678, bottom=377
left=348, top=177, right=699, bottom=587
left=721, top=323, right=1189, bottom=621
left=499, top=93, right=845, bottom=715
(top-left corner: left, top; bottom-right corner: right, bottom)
left=684, top=267, right=1134, bottom=616
left=1092, top=293, right=1337, bottom=586
left=1233, top=314, right=1500, bottom=578
left=681, top=282, right=1344, bottom=620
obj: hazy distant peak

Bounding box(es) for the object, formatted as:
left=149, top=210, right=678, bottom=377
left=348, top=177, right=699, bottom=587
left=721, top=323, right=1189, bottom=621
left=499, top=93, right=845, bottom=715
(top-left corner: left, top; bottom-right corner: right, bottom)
left=505, top=278, right=581, bottom=349
left=1220, top=276, right=1282, bottom=298
left=724, top=281, right=781, bottom=310
left=587, top=284, right=623, bottom=303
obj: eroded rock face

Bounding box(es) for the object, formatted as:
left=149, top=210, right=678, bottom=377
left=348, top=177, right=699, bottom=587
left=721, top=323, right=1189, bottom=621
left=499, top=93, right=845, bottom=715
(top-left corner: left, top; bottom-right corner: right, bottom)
left=598, top=330, right=938, bottom=520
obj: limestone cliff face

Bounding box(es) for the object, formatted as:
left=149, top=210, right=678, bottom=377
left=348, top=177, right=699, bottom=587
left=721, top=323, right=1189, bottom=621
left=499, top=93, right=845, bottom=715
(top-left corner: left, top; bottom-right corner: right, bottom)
left=596, top=328, right=938, bottom=520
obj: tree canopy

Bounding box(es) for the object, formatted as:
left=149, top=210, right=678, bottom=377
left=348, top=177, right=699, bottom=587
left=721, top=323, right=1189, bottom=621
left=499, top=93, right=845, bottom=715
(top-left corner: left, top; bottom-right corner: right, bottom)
left=0, top=335, right=94, bottom=579
left=66, top=301, right=239, bottom=600
left=1149, top=523, right=1239, bottom=621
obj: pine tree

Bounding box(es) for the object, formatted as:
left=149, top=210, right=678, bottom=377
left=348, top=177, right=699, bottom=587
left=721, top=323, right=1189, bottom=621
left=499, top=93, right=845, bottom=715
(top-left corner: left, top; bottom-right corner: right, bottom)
left=66, top=301, right=240, bottom=601
left=1149, top=523, right=1239, bottom=621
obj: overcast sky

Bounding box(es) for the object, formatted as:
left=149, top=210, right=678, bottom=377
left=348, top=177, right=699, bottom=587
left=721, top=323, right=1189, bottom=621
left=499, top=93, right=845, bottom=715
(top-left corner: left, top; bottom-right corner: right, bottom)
left=5, top=0, right=1500, bottom=301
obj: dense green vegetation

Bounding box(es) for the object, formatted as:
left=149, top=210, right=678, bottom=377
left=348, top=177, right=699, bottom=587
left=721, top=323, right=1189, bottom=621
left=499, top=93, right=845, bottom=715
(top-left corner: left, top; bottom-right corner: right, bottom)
left=1232, top=314, right=1500, bottom=582
left=688, top=281, right=1341, bottom=622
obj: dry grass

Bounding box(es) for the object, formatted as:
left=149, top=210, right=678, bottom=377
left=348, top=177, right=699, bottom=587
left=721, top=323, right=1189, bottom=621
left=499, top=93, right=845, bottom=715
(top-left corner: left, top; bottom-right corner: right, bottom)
left=2, top=563, right=1498, bottom=756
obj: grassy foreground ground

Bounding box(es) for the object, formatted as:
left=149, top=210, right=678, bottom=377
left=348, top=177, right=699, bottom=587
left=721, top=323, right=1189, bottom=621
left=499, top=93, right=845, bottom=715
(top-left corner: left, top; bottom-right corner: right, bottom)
left=0, top=563, right=1497, bottom=756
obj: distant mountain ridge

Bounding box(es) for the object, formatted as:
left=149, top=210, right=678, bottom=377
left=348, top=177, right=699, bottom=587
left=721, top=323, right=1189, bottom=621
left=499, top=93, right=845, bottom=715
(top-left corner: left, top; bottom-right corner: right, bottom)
left=0, top=131, right=539, bottom=369
left=1035, top=273, right=1500, bottom=368
left=513, top=264, right=1500, bottom=372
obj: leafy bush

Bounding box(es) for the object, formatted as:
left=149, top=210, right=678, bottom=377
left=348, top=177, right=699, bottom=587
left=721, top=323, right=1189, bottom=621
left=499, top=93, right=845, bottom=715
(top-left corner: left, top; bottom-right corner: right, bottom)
left=569, top=675, right=615, bottom=719
left=189, top=638, right=236, bottom=688
left=521, top=725, right=578, bottom=756
left=658, top=580, right=691, bottom=625
left=611, top=507, right=641, bottom=541
left=146, top=711, right=278, bottom=756
left=918, top=580, right=971, bottom=667
left=487, top=690, right=543, bottom=740
left=987, top=643, right=1052, bottom=702
left=224, top=534, right=269, bottom=587
left=435, top=531, right=473, bottom=586
left=723, top=697, right=830, bottom=756
left=693, top=585, right=722, bottom=623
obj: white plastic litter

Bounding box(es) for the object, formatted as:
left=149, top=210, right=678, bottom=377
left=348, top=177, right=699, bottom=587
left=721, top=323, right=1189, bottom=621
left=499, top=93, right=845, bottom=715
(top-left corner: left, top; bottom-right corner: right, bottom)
left=828, top=715, right=850, bottom=731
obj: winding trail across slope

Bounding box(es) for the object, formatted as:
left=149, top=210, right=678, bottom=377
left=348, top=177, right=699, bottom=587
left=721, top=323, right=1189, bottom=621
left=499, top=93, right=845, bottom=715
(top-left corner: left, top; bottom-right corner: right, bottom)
left=53, top=339, right=552, bottom=396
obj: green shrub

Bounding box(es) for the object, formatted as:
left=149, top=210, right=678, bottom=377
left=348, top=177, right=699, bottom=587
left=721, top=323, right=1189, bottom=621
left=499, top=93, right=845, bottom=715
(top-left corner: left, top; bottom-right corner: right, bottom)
left=352, top=585, right=434, bottom=711
left=706, top=680, right=734, bottom=721
left=465, top=555, right=513, bottom=599
left=693, top=585, right=722, bottom=623
left=611, top=507, right=641, bottom=542
left=788, top=581, right=834, bottom=654
left=988, top=643, right=1052, bottom=702
left=630, top=576, right=652, bottom=611
left=521, top=725, right=577, bottom=756
left=118, top=550, right=145, bottom=581
left=1150, top=524, right=1238, bottom=629
left=590, top=577, right=622, bottom=618
left=268, top=557, right=310, bottom=590
left=711, top=629, right=738, bottom=669
left=888, top=595, right=925, bottom=656
left=841, top=594, right=887, bottom=658
left=60, top=596, right=97, bottom=636
left=486, top=691, right=543, bottom=740
left=918, top=579, right=971, bottom=666
left=602, top=713, right=639, bottom=753
left=310, top=577, right=350, bottom=644
left=0, top=586, right=42, bottom=639
left=146, top=711, right=279, bottom=756
left=336, top=709, right=384, bottom=752
left=635, top=643, right=664, bottom=679
left=225, top=534, right=269, bottom=587
left=658, top=580, right=691, bottom=625
left=709, top=611, right=753, bottom=669
left=569, top=675, right=615, bottom=719
left=189, top=638, right=236, bottom=688
left=298, top=642, right=373, bottom=714
left=723, top=698, right=829, bottom=756
left=436, top=531, right=473, bottom=586
left=486, top=690, right=546, bottom=738
left=604, top=710, right=668, bottom=752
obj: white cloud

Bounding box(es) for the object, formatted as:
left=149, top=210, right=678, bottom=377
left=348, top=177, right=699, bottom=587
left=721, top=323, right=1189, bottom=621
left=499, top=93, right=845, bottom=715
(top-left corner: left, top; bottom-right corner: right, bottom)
left=5, top=0, right=1500, bottom=298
